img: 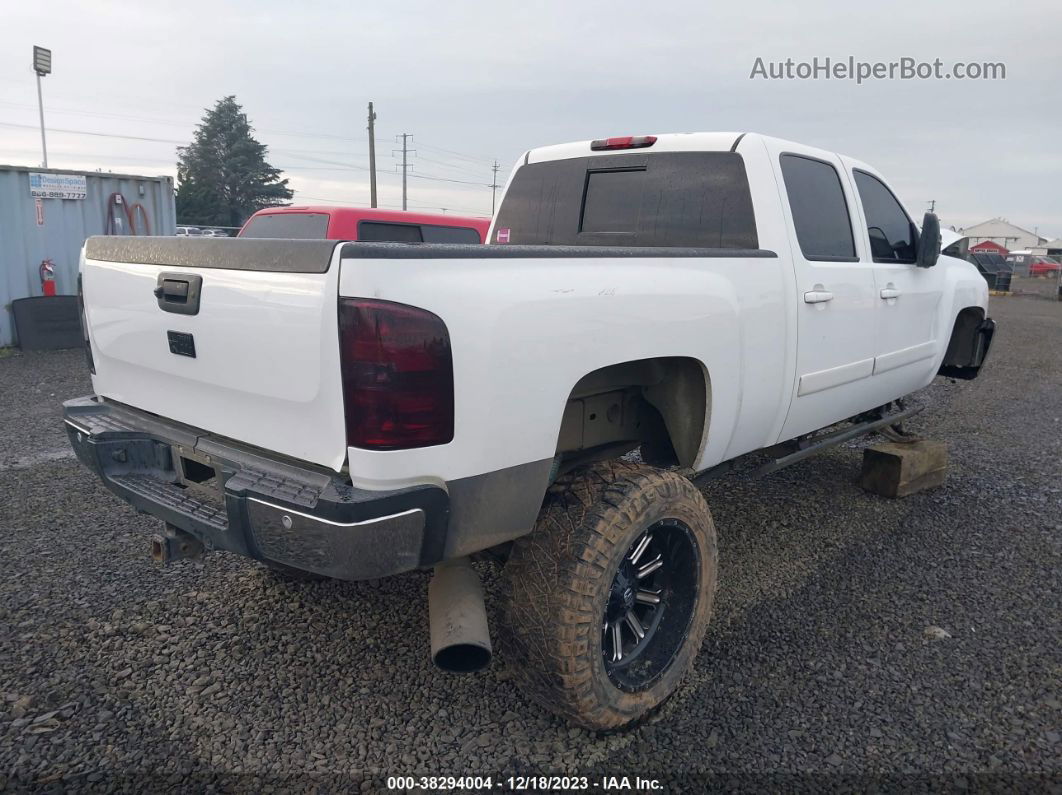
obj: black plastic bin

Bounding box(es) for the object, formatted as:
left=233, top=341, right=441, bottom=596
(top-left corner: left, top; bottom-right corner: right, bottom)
left=11, top=296, right=85, bottom=351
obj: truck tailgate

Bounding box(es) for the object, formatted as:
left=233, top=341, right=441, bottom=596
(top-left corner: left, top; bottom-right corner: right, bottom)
left=81, top=237, right=347, bottom=471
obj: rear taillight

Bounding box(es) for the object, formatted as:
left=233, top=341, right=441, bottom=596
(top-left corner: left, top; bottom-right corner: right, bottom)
left=590, top=135, right=657, bottom=151
left=77, top=274, right=95, bottom=374
left=338, top=298, right=454, bottom=450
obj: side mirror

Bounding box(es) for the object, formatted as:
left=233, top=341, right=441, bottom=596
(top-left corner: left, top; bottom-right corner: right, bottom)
left=916, top=212, right=941, bottom=268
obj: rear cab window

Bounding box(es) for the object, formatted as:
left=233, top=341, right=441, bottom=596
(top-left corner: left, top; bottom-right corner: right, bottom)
left=240, top=212, right=330, bottom=239
left=493, top=151, right=759, bottom=248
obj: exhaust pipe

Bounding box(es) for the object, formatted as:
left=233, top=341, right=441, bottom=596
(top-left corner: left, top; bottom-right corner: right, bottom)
left=150, top=523, right=204, bottom=564
left=428, top=557, right=492, bottom=672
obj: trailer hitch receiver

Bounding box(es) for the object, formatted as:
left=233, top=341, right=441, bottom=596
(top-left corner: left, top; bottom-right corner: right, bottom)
left=150, top=523, right=205, bottom=564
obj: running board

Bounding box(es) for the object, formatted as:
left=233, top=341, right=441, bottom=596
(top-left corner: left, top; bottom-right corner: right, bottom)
left=692, top=403, right=924, bottom=484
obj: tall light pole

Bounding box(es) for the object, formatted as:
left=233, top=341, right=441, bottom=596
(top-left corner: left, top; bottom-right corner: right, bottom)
left=33, top=46, right=51, bottom=168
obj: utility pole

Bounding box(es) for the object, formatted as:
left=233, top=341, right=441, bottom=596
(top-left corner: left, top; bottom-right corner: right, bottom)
left=490, top=160, right=500, bottom=215
left=367, top=102, right=377, bottom=208
left=395, top=133, right=413, bottom=211
left=401, top=133, right=408, bottom=211
left=33, top=46, right=52, bottom=168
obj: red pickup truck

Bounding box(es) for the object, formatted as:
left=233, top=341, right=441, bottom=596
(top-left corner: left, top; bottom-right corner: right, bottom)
left=1029, top=255, right=1062, bottom=278
left=238, top=206, right=490, bottom=243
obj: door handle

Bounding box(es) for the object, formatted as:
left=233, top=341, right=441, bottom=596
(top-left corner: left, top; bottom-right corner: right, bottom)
left=880, top=287, right=901, bottom=300
left=803, top=289, right=834, bottom=304
left=155, top=272, right=202, bottom=315
left=154, top=280, right=189, bottom=301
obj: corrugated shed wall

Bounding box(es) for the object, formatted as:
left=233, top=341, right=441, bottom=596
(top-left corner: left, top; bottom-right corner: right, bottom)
left=0, top=165, right=176, bottom=347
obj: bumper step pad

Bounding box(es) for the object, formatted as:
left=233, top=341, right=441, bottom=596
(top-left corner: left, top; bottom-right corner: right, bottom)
left=111, top=473, right=228, bottom=532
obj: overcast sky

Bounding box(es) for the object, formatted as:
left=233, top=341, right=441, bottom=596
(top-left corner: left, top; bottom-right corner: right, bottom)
left=3, top=0, right=1059, bottom=234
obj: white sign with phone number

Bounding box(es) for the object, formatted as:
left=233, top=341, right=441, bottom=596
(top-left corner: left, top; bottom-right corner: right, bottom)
left=29, top=172, right=87, bottom=200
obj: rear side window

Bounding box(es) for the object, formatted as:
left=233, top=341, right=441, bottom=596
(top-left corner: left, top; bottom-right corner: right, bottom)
left=357, top=222, right=482, bottom=244
left=493, top=152, right=758, bottom=248
left=421, top=225, right=482, bottom=244
left=240, top=212, right=329, bottom=239
left=779, top=154, right=856, bottom=261
left=358, top=222, right=423, bottom=242
left=853, top=170, right=916, bottom=263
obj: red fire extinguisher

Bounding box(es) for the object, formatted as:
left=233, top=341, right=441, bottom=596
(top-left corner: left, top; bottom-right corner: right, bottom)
left=40, top=258, right=57, bottom=297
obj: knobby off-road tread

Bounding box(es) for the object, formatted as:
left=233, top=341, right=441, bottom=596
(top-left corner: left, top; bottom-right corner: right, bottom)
left=500, top=461, right=717, bottom=730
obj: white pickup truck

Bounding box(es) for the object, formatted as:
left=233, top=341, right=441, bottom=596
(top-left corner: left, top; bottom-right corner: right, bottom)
left=66, top=132, right=994, bottom=730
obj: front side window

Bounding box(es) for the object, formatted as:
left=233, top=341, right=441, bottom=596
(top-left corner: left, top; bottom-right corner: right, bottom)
left=853, top=170, right=916, bottom=263
left=779, top=154, right=856, bottom=261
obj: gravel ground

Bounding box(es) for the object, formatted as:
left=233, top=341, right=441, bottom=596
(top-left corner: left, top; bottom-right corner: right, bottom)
left=1, top=296, right=1060, bottom=793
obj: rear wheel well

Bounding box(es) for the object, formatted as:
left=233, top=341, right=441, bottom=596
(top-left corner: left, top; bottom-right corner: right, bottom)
left=554, top=357, right=709, bottom=474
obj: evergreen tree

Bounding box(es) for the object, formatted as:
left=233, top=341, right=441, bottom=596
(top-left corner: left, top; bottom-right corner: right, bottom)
left=176, top=96, right=292, bottom=226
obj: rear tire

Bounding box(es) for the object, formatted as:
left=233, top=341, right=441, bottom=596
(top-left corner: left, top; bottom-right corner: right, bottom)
left=500, top=461, right=717, bottom=730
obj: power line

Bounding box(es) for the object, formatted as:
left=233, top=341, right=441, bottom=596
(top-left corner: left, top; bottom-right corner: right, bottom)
left=0, top=117, right=373, bottom=162
left=1, top=134, right=488, bottom=189
left=1, top=98, right=500, bottom=168
left=0, top=99, right=195, bottom=128
left=293, top=193, right=489, bottom=217
left=0, top=121, right=185, bottom=145
left=409, top=172, right=490, bottom=186
left=248, top=148, right=491, bottom=182
left=277, top=151, right=370, bottom=171
left=268, top=142, right=491, bottom=187
left=1, top=146, right=177, bottom=167
left=1, top=120, right=497, bottom=206
left=293, top=166, right=486, bottom=186
left=0, top=120, right=499, bottom=182
left=409, top=152, right=491, bottom=177
left=279, top=150, right=486, bottom=187
left=0, top=99, right=372, bottom=145
left=416, top=141, right=496, bottom=166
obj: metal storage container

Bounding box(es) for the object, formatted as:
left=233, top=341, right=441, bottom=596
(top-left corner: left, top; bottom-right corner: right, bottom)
left=0, top=165, right=176, bottom=347
left=970, top=251, right=1013, bottom=292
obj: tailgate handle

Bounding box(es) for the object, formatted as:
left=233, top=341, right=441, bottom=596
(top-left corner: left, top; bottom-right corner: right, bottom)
left=155, top=272, right=202, bottom=315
